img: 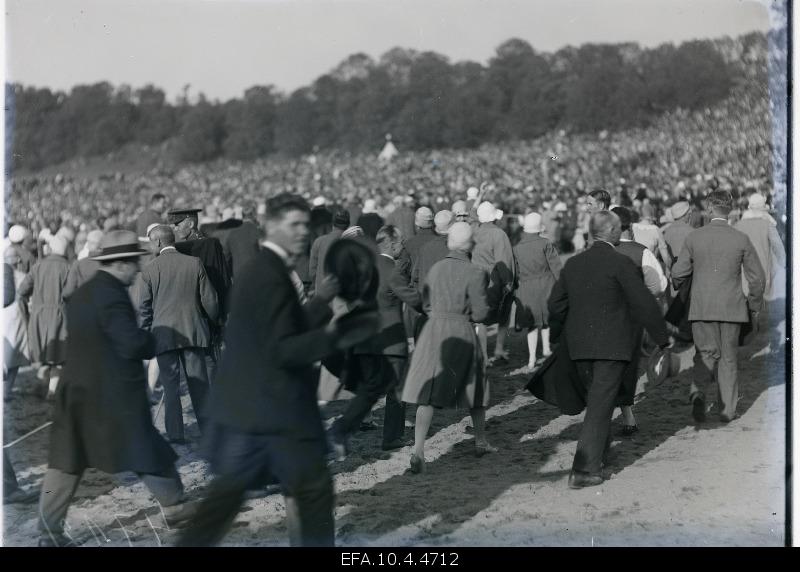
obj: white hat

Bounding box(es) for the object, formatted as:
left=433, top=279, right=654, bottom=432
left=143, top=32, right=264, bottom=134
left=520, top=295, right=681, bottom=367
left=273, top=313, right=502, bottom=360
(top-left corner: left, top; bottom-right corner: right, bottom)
left=466, top=187, right=479, bottom=200
left=363, top=199, right=377, bottom=214
left=222, top=207, right=235, bottom=221
left=523, top=213, right=543, bottom=233
left=447, top=222, right=474, bottom=251
left=451, top=200, right=469, bottom=216
left=47, top=236, right=68, bottom=257
left=312, top=196, right=326, bottom=207
left=8, top=225, right=26, bottom=244
left=476, top=201, right=503, bottom=223
left=747, top=193, right=768, bottom=211
left=554, top=202, right=568, bottom=213
left=669, top=201, right=691, bottom=220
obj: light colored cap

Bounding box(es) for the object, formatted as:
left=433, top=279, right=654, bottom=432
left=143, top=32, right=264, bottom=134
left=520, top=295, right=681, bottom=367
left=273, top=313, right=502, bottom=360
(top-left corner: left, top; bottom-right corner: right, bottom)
left=447, top=222, right=473, bottom=251
left=669, top=201, right=691, bottom=220
left=415, top=207, right=434, bottom=228
left=476, top=201, right=503, bottom=223
left=748, top=193, right=768, bottom=211
left=86, top=230, right=104, bottom=245
left=451, top=200, right=469, bottom=216
left=523, top=213, right=543, bottom=233
left=91, top=230, right=149, bottom=261
left=222, top=207, right=235, bottom=221
left=313, top=196, right=326, bottom=207
left=362, top=199, right=377, bottom=214
left=342, top=226, right=364, bottom=239
left=56, top=227, right=75, bottom=242
left=554, top=202, right=567, bottom=213
left=466, top=187, right=479, bottom=200
left=8, top=225, right=26, bottom=244
left=47, top=236, right=68, bottom=257
left=433, top=210, right=454, bottom=234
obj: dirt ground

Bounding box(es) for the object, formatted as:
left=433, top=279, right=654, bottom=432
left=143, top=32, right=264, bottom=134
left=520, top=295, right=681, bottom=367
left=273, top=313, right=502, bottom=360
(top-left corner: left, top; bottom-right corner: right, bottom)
left=2, top=301, right=787, bottom=547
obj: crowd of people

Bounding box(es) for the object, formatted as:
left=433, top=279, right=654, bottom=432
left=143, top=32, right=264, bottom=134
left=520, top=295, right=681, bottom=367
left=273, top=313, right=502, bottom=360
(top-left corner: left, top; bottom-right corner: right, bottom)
left=2, top=83, right=788, bottom=547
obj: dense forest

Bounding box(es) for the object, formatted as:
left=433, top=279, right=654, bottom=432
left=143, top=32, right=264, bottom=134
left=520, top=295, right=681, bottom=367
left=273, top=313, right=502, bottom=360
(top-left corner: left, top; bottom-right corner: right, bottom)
left=6, top=32, right=771, bottom=171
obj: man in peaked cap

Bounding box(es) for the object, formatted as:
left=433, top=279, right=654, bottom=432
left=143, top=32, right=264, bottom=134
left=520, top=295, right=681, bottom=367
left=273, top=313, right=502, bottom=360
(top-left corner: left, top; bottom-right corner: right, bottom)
left=38, top=230, right=197, bottom=546
left=168, top=207, right=230, bottom=380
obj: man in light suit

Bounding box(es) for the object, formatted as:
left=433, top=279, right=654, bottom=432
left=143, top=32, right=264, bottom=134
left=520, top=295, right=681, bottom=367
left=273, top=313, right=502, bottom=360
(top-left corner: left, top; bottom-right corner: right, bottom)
left=138, top=225, right=219, bottom=444
left=672, top=190, right=766, bottom=423
left=549, top=211, right=669, bottom=489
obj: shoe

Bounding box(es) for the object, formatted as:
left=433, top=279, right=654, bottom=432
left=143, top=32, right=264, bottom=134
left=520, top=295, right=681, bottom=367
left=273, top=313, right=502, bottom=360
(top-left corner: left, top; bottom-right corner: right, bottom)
left=409, top=453, right=425, bottom=474
left=381, top=438, right=411, bottom=451
left=327, top=430, right=347, bottom=462
left=162, top=500, right=200, bottom=527
left=37, top=533, right=76, bottom=547
left=719, top=413, right=738, bottom=423
left=568, top=471, right=604, bottom=489
left=4, top=488, right=38, bottom=505
left=358, top=420, right=379, bottom=432
left=475, top=442, right=499, bottom=457
left=691, top=394, right=706, bottom=423
left=620, top=424, right=639, bottom=437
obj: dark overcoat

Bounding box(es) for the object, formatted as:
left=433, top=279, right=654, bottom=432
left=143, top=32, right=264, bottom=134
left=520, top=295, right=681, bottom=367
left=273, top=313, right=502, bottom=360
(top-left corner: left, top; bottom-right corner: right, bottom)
left=48, top=271, right=176, bottom=474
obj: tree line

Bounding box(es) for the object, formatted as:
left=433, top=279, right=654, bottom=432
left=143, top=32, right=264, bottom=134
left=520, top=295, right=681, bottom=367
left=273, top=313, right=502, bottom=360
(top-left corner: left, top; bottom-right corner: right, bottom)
left=6, top=32, right=770, bottom=171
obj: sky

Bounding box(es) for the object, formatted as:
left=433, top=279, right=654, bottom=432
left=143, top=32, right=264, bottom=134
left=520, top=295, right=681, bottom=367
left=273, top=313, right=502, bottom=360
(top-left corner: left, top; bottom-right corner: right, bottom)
left=4, top=0, right=773, bottom=102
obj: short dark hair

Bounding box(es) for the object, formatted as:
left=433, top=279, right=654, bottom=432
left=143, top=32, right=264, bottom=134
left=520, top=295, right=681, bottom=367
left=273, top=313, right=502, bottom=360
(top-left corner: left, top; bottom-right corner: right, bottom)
left=376, top=225, right=402, bottom=246
left=151, top=193, right=166, bottom=204
left=265, top=193, right=310, bottom=221
left=706, top=190, right=733, bottom=215
left=589, top=189, right=611, bottom=209
left=611, top=206, right=632, bottom=232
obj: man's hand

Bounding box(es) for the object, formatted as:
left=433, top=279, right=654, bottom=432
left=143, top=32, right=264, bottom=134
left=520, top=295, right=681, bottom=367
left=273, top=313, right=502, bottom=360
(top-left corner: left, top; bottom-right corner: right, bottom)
left=315, top=275, right=341, bottom=303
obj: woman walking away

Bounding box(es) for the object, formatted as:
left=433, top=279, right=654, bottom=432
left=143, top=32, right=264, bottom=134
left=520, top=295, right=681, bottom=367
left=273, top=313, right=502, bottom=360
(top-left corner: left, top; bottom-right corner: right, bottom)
left=402, top=222, right=496, bottom=474
left=512, top=213, right=562, bottom=373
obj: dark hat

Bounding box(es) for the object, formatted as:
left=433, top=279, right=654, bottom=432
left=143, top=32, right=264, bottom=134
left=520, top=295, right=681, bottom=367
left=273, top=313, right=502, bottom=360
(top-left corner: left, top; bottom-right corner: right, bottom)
left=332, top=209, right=350, bottom=229
left=91, top=230, right=149, bottom=261
left=324, top=238, right=378, bottom=303
left=167, top=208, right=202, bottom=224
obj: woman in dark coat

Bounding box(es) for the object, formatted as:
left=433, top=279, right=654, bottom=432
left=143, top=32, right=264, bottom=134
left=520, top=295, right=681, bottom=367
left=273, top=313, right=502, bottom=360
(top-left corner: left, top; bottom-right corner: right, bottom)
left=513, top=213, right=562, bottom=372
left=401, top=222, right=496, bottom=474
left=17, top=235, right=70, bottom=398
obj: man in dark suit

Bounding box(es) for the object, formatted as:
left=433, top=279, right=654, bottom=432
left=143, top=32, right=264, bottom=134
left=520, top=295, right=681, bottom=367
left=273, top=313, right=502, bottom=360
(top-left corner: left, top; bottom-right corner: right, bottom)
left=136, top=193, right=167, bottom=239
left=37, top=231, right=195, bottom=547
left=328, top=225, right=423, bottom=458
left=178, top=193, right=378, bottom=547
left=548, top=211, right=669, bottom=489
left=308, top=208, right=349, bottom=297
left=672, top=190, right=765, bottom=423
left=138, top=225, right=219, bottom=444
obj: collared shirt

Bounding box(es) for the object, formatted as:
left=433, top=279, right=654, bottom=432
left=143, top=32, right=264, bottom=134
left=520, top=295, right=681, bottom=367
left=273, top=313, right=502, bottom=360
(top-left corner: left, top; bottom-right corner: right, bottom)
left=710, top=217, right=729, bottom=223
left=620, top=239, right=667, bottom=296
left=379, top=253, right=395, bottom=262
left=159, top=246, right=177, bottom=255
left=262, top=240, right=307, bottom=304
left=594, top=239, right=616, bottom=249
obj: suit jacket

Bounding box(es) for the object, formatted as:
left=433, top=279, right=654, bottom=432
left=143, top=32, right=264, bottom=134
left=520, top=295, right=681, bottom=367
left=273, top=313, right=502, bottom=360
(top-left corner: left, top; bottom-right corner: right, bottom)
left=672, top=219, right=766, bottom=322
left=48, top=271, right=176, bottom=474
left=137, top=248, right=219, bottom=354
left=548, top=241, right=668, bottom=361
left=207, top=248, right=335, bottom=438
left=354, top=254, right=422, bottom=357
left=309, top=229, right=344, bottom=294
left=663, top=221, right=694, bottom=263
left=224, top=220, right=261, bottom=279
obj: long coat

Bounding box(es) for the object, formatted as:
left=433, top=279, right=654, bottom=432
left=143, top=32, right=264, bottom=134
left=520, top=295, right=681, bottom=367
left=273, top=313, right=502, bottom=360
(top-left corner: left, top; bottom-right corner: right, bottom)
left=548, top=241, right=669, bottom=361
left=4, top=265, right=29, bottom=368
left=672, top=219, right=766, bottom=322
left=734, top=216, right=786, bottom=300
left=513, top=233, right=562, bottom=329
left=402, top=251, right=491, bottom=409
left=18, top=254, right=70, bottom=364
left=309, top=229, right=344, bottom=294
left=207, top=248, right=334, bottom=442
left=472, top=222, right=516, bottom=315
left=47, top=271, right=176, bottom=474
left=137, top=248, right=219, bottom=354
left=411, top=234, right=449, bottom=294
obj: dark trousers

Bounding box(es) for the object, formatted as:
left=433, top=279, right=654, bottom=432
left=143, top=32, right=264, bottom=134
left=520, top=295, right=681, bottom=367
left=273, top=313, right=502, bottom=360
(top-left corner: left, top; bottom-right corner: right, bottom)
left=157, top=348, right=209, bottom=441
left=332, top=355, right=406, bottom=446
left=177, top=426, right=334, bottom=547
left=572, top=359, right=628, bottom=475
left=38, top=466, right=183, bottom=537
left=691, top=321, right=741, bottom=419
left=3, top=450, right=19, bottom=497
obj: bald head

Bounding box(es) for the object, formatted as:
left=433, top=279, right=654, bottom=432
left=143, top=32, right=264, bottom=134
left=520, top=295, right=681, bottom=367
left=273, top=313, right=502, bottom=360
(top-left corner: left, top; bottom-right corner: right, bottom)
left=447, top=222, right=474, bottom=252
left=149, top=225, right=176, bottom=248
left=590, top=211, right=622, bottom=244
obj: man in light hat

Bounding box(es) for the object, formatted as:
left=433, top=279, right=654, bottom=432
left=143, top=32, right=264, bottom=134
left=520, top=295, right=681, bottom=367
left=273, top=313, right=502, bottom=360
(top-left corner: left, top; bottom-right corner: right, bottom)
left=138, top=225, right=219, bottom=444
left=37, top=230, right=197, bottom=546
left=18, top=235, right=71, bottom=399
left=473, top=201, right=517, bottom=364
left=663, top=201, right=693, bottom=264
left=8, top=224, right=36, bottom=273
left=735, top=193, right=786, bottom=302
